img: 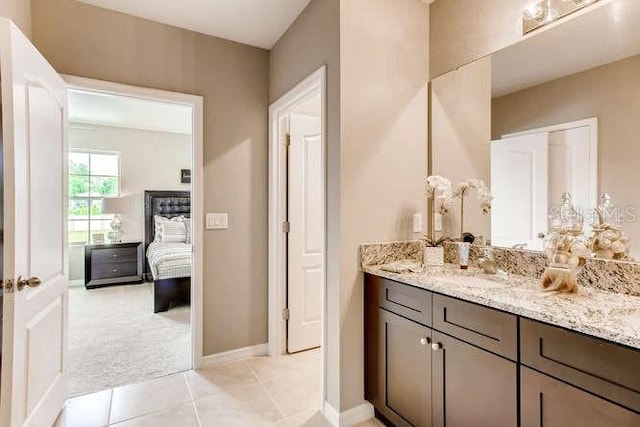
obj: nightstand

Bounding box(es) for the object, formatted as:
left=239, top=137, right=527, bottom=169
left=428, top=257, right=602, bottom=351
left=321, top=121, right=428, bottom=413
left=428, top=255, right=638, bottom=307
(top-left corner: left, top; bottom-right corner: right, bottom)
left=84, top=242, right=144, bottom=289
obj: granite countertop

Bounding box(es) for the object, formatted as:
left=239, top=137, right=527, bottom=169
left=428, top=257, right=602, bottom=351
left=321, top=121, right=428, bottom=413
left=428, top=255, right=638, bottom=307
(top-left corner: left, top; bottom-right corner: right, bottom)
left=364, top=263, right=640, bottom=350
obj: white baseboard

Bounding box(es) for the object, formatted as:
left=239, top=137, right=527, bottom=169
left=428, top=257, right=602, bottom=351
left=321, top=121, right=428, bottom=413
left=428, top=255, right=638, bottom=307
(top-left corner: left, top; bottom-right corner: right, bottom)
left=200, top=343, right=267, bottom=366
left=323, top=401, right=374, bottom=427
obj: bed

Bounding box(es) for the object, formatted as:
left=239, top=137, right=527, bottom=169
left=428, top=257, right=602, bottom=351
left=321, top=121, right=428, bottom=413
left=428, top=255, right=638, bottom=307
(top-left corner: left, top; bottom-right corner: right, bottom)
left=144, top=190, right=191, bottom=313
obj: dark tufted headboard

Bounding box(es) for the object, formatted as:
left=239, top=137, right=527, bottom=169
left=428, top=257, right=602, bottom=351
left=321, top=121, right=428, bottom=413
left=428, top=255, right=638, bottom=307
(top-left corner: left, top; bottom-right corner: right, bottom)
left=144, top=190, right=191, bottom=280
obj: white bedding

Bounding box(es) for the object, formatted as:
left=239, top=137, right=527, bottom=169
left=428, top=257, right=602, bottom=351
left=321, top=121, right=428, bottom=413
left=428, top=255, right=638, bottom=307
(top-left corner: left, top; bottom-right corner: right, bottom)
left=147, top=242, right=192, bottom=280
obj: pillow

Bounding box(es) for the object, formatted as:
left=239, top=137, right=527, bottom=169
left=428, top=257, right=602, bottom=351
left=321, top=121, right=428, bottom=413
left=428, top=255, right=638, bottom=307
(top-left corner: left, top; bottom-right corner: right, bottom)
left=154, top=215, right=187, bottom=243
left=182, top=218, right=192, bottom=244
left=157, top=220, right=187, bottom=243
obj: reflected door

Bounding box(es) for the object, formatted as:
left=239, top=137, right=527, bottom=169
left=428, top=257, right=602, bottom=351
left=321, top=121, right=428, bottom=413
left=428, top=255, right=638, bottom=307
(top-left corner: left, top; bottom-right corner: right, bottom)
left=287, top=113, right=323, bottom=353
left=548, top=126, right=596, bottom=213
left=491, top=133, right=549, bottom=250
left=0, top=18, right=68, bottom=427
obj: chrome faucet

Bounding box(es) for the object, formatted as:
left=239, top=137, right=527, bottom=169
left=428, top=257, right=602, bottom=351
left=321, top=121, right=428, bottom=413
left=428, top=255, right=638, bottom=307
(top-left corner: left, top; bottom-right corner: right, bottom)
left=512, top=243, right=528, bottom=250
left=477, top=249, right=498, bottom=274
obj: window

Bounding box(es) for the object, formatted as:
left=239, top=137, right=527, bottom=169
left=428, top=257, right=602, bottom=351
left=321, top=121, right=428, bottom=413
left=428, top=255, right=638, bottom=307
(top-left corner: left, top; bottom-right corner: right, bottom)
left=68, top=151, right=120, bottom=244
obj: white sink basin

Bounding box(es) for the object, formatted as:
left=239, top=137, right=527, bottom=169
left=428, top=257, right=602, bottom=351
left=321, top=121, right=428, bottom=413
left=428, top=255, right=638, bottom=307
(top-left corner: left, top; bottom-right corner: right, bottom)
left=430, top=275, right=507, bottom=288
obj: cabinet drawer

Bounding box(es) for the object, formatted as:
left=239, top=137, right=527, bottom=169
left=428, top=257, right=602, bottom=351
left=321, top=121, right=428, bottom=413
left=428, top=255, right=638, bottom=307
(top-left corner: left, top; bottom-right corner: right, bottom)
left=368, top=275, right=432, bottom=326
left=91, top=262, right=138, bottom=280
left=92, top=247, right=138, bottom=264
left=433, top=294, right=517, bottom=360
left=521, top=319, right=640, bottom=412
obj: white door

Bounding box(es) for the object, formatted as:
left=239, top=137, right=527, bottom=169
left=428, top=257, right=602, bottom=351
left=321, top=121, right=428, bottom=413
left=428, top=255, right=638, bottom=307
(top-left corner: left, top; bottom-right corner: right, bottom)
left=287, top=113, right=322, bottom=353
left=491, top=133, right=549, bottom=250
left=0, top=19, right=68, bottom=427
left=548, top=126, right=597, bottom=214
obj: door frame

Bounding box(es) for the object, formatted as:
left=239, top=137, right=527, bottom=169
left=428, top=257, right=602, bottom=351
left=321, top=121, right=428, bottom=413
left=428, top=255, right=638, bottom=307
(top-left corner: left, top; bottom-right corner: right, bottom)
left=62, top=75, right=205, bottom=369
left=501, top=117, right=599, bottom=209
left=267, top=64, right=326, bottom=389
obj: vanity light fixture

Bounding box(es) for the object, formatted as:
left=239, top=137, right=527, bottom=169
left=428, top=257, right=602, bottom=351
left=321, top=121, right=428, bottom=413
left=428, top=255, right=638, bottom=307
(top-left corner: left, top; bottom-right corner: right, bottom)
left=523, top=0, right=600, bottom=34
left=523, top=2, right=545, bottom=21
left=565, top=0, right=597, bottom=5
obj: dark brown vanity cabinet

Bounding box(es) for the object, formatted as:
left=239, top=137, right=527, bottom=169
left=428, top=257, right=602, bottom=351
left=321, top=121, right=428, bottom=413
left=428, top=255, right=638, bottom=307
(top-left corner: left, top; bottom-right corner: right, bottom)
left=520, top=319, right=640, bottom=426
left=368, top=308, right=433, bottom=427
left=431, top=331, right=517, bottom=427
left=365, top=274, right=518, bottom=427
left=364, top=274, right=640, bottom=426
left=521, top=367, right=638, bottom=427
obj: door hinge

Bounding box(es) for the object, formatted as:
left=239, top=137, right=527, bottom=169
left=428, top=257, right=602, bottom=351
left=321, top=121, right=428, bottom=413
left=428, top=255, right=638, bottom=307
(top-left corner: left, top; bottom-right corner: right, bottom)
left=285, top=133, right=291, bottom=146
left=282, top=308, right=290, bottom=320
left=3, top=279, right=13, bottom=294
left=282, top=221, right=290, bottom=233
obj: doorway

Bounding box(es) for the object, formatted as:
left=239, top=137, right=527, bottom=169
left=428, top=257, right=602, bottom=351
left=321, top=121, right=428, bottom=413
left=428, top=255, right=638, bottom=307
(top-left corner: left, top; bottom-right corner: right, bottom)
left=63, top=76, right=204, bottom=397
left=268, top=66, right=327, bottom=411
left=491, top=118, right=598, bottom=249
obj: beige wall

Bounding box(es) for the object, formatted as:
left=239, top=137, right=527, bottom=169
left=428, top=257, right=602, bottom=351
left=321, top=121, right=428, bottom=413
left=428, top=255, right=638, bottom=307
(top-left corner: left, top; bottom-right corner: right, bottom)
left=0, top=0, right=31, bottom=38
left=431, top=57, right=491, bottom=241
left=339, top=0, right=428, bottom=411
left=32, top=0, right=270, bottom=356
left=430, top=0, right=527, bottom=78
left=269, top=0, right=342, bottom=409
left=270, top=0, right=429, bottom=412
left=493, top=54, right=640, bottom=255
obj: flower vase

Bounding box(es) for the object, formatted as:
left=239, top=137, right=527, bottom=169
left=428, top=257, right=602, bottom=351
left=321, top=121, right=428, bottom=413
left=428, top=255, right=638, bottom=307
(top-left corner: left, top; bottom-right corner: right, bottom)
left=424, top=246, right=444, bottom=267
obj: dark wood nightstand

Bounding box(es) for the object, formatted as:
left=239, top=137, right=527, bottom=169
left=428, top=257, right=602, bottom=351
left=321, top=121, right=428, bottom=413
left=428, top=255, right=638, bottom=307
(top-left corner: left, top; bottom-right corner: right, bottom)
left=84, top=242, right=144, bottom=289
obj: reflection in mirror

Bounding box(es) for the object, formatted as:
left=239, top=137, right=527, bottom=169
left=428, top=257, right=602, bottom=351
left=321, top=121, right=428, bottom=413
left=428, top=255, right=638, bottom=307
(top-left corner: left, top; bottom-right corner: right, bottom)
left=431, top=0, right=640, bottom=260
left=491, top=0, right=640, bottom=258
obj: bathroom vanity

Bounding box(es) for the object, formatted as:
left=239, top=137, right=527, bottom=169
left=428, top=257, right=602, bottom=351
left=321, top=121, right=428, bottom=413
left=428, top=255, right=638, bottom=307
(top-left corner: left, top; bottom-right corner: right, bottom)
left=363, top=267, right=640, bottom=427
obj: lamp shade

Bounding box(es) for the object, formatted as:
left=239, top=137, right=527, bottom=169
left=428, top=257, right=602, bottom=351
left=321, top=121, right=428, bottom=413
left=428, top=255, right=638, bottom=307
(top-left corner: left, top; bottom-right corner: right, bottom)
left=103, top=197, right=129, bottom=214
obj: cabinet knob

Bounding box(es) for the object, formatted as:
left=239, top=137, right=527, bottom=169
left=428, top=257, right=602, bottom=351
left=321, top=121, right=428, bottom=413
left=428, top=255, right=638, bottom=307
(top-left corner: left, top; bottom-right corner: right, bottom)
left=431, top=342, right=442, bottom=351
left=419, top=337, right=431, bottom=346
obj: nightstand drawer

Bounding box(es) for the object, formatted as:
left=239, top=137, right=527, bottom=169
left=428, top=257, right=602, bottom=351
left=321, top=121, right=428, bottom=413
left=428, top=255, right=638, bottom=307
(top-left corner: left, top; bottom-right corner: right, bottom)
left=91, top=262, right=138, bottom=280
left=92, top=247, right=138, bottom=264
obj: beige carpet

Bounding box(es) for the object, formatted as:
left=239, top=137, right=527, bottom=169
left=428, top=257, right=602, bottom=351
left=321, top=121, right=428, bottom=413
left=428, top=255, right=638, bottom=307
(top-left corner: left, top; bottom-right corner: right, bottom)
left=68, top=282, right=190, bottom=397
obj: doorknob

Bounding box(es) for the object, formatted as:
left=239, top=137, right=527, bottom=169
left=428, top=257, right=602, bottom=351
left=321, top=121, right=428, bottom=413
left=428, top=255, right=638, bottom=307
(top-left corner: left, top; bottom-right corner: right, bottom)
left=431, top=342, right=442, bottom=351
left=17, top=276, right=42, bottom=291
left=419, top=337, right=431, bottom=346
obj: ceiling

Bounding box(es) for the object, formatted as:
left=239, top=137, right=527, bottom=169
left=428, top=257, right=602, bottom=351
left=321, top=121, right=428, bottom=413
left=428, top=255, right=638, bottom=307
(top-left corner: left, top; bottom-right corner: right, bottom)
left=75, top=0, right=312, bottom=49
left=68, top=90, right=193, bottom=134
left=492, top=0, right=640, bottom=97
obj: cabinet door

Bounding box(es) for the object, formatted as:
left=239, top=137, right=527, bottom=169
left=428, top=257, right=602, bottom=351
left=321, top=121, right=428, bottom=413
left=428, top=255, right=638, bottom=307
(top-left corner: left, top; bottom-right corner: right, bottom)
left=521, top=367, right=640, bottom=427
left=432, top=332, right=517, bottom=427
left=374, top=309, right=433, bottom=427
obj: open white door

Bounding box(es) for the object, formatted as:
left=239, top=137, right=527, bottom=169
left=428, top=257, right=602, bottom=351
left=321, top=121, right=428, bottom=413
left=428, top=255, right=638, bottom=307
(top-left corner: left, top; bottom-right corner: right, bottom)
left=548, top=126, right=597, bottom=213
left=491, top=133, right=548, bottom=250
left=0, top=19, right=68, bottom=427
left=287, top=112, right=322, bottom=353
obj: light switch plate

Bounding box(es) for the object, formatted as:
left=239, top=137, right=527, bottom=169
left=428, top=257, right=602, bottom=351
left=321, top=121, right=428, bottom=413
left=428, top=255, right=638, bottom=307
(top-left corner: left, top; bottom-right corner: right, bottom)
left=206, top=213, right=229, bottom=230
left=413, top=213, right=423, bottom=233
left=434, top=213, right=443, bottom=232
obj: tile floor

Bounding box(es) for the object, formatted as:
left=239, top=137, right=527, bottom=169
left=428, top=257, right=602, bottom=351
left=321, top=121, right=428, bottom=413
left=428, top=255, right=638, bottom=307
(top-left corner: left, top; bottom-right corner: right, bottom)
left=54, top=349, right=382, bottom=427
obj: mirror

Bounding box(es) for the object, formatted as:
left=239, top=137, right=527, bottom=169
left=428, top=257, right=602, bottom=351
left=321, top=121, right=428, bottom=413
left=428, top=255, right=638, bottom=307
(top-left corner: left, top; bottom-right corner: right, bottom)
left=430, top=0, right=640, bottom=259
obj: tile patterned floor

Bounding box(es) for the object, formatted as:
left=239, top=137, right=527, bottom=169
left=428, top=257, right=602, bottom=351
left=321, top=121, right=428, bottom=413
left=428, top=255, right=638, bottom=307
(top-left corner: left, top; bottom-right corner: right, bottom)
left=54, top=349, right=381, bottom=427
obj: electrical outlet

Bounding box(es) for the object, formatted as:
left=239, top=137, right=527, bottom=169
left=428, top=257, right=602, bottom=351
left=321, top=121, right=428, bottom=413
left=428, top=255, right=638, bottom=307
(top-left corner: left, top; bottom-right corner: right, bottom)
left=413, top=213, right=423, bottom=233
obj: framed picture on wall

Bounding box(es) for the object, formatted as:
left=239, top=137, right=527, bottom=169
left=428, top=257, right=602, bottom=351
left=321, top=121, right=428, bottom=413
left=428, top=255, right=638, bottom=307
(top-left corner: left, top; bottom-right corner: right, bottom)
left=92, top=233, right=105, bottom=244
left=181, top=169, right=191, bottom=184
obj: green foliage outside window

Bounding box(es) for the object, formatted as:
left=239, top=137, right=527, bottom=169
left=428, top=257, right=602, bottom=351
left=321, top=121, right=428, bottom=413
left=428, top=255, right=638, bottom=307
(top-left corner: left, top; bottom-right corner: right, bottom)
left=68, top=151, right=120, bottom=243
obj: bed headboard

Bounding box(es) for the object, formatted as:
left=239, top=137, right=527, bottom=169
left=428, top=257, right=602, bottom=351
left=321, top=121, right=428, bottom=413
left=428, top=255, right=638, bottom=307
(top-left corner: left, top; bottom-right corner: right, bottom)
left=144, top=190, right=191, bottom=280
